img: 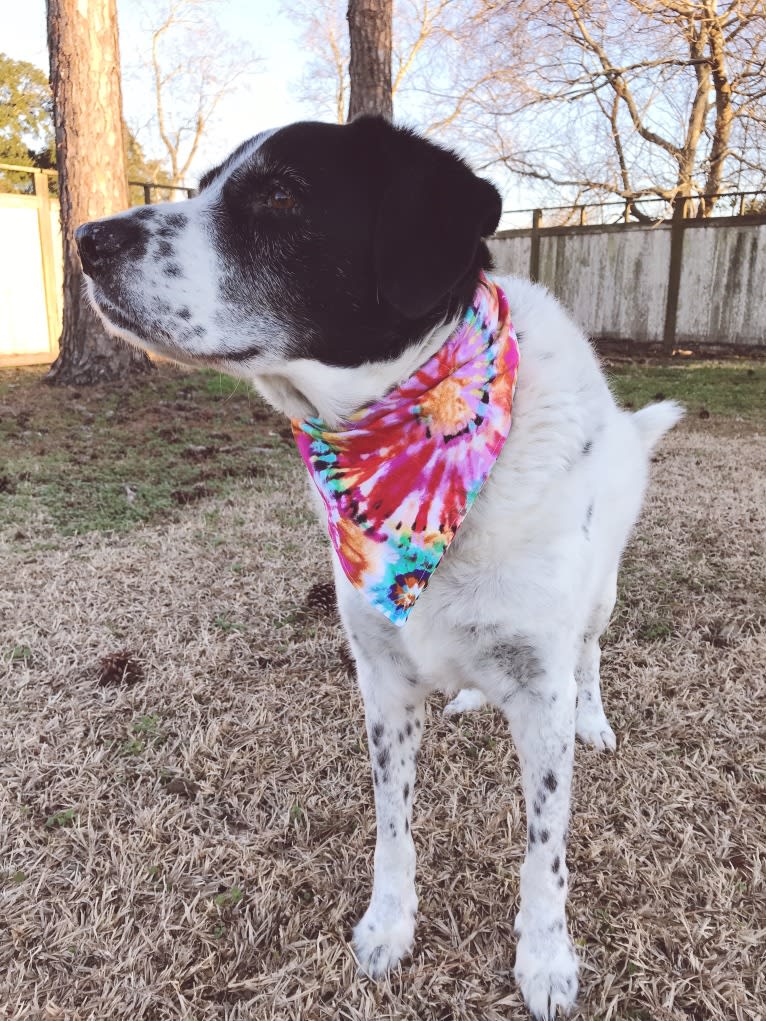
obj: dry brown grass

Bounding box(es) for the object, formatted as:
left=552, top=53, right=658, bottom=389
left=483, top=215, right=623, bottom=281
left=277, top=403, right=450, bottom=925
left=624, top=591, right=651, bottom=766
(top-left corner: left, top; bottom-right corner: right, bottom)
left=1, top=417, right=764, bottom=1021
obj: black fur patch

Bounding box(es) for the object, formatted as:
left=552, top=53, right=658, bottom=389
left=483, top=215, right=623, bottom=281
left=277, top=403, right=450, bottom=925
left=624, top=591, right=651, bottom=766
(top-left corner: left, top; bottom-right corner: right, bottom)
left=212, top=116, right=501, bottom=367
left=491, top=640, right=544, bottom=688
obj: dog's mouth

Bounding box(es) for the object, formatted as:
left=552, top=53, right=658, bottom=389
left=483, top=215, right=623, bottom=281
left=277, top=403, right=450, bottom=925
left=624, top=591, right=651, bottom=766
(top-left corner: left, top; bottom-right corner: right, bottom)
left=92, top=288, right=145, bottom=335
left=88, top=281, right=184, bottom=359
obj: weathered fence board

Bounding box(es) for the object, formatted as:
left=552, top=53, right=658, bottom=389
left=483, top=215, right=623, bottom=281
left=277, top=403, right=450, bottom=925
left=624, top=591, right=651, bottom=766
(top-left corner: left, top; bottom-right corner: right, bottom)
left=491, top=211, right=766, bottom=350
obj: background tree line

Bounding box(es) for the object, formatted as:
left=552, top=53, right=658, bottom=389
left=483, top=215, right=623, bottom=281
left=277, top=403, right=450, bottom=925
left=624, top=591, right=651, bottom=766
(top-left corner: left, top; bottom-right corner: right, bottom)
left=2, top=0, right=764, bottom=383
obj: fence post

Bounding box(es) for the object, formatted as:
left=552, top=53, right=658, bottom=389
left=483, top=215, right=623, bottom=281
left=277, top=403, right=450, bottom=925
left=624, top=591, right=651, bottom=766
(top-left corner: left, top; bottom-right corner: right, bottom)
left=143, top=183, right=152, bottom=205
left=662, top=196, right=686, bottom=353
left=33, top=171, right=60, bottom=357
left=530, top=208, right=542, bottom=283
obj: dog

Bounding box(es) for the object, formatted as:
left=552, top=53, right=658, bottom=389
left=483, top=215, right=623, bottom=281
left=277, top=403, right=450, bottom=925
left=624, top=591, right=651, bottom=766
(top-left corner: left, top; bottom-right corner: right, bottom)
left=76, top=115, right=682, bottom=1019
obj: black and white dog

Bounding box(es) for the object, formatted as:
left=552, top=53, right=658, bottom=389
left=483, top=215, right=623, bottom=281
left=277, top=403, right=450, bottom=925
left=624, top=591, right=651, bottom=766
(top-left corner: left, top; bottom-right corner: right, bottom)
left=77, top=116, right=682, bottom=1019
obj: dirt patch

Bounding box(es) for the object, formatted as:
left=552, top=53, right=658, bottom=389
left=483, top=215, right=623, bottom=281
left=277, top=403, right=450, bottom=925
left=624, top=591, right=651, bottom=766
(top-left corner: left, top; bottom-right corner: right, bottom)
left=0, top=409, right=764, bottom=1019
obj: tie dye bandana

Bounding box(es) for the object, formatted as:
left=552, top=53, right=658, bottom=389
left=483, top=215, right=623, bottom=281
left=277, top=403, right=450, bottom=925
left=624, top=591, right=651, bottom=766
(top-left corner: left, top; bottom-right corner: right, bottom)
left=292, top=273, right=520, bottom=627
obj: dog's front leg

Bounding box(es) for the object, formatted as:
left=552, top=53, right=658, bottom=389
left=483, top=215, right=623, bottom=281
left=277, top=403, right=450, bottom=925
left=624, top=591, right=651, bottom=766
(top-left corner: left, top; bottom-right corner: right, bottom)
left=500, top=660, right=579, bottom=1020
left=351, top=659, right=425, bottom=977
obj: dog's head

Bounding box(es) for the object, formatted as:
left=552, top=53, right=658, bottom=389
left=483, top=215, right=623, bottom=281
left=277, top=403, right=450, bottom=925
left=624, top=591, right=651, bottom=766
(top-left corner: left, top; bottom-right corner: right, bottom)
left=79, top=117, right=501, bottom=417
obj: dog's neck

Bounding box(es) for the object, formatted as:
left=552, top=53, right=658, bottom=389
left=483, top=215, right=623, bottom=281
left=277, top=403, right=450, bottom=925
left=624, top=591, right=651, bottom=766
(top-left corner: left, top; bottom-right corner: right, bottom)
left=251, top=316, right=459, bottom=427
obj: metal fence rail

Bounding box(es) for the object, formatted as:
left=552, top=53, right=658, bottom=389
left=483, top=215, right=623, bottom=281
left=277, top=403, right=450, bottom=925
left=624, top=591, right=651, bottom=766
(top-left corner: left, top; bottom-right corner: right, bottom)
left=502, top=190, right=766, bottom=229
left=0, top=163, right=195, bottom=203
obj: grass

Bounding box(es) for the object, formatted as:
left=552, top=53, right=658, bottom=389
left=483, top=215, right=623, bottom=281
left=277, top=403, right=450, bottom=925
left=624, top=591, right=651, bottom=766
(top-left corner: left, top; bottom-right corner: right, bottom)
left=0, top=363, right=294, bottom=539
left=606, top=358, right=766, bottom=420
left=1, top=358, right=764, bottom=546
left=0, top=357, right=764, bottom=1019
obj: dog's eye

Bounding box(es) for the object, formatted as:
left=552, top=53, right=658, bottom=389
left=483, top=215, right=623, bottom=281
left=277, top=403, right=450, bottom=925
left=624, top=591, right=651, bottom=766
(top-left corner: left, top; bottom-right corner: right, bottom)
left=266, top=186, right=296, bottom=211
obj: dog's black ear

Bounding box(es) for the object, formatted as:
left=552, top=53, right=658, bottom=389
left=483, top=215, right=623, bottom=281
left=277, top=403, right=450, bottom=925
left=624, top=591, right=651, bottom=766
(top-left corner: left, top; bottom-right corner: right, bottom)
left=369, top=127, right=502, bottom=319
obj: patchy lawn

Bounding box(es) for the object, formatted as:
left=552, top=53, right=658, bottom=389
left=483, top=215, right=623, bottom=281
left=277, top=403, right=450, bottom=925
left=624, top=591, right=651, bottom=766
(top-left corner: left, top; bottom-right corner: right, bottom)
left=0, top=366, right=293, bottom=538
left=606, top=358, right=766, bottom=421
left=0, top=360, right=764, bottom=1020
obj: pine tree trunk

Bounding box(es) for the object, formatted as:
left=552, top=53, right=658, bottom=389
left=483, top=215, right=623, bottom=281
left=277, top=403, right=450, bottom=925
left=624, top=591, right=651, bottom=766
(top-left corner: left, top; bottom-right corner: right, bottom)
left=46, top=0, right=152, bottom=385
left=347, top=0, right=393, bottom=121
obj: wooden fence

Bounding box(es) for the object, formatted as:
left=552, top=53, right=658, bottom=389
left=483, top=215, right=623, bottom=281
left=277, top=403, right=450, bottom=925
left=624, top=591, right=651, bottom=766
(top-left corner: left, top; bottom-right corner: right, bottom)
left=2, top=170, right=765, bottom=365
left=489, top=195, right=766, bottom=352
left=0, top=165, right=193, bottom=367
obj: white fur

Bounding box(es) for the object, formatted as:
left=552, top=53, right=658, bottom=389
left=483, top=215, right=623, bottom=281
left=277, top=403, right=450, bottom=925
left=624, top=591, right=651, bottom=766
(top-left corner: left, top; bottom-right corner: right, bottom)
left=252, top=276, right=681, bottom=1019
left=86, top=167, right=682, bottom=1015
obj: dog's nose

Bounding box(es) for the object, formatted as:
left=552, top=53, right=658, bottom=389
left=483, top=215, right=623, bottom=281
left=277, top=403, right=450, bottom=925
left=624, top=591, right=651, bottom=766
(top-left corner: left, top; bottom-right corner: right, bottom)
left=75, top=217, right=145, bottom=277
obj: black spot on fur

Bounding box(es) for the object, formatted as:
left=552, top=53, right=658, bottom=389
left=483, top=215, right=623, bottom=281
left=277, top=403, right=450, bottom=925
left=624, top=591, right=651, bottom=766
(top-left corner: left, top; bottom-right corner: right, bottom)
left=398, top=731, right=404, bottom=744
left=415, top=719, right=421, bottom=729
left=371, top=723, right=384, bottom=746
left=558, top=876, right=565, bottom=888
left=491, top=640, right=543, bottom=686
left=405, top=818, right=409, bottom=833
left=528, top=826, right=536, bottom=846
left=403, top=783, right=410, bottom=801
left=533, top=801, right=541, bottom=816
left=378, top=746, right=391, bottom=770
left=582, top=439, right=593, bottom=456
left=156, top=239, right=173, bottom=257
left=540, top=828, right=550, bottom=843
left=583, top=501, right=594, bottom=539
left=177, top=307, right=192, bottom=320
left=552, top=856, right=561, bottom=873
left=405, top=721, right=413, bottom=737
left=543, top=771, right=558, bottom=793
left=163, top=262, right=182, bottom=277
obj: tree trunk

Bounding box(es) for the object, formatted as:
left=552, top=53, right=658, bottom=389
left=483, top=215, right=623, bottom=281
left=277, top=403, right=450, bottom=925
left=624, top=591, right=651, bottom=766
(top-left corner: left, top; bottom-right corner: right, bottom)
left=46, top=0, right=152, bottom=384
left=347, top=0, right=393, bottom=121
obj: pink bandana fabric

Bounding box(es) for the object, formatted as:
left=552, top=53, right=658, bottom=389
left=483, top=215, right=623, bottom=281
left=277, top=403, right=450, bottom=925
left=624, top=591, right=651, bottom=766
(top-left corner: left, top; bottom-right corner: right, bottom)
left=292, top=274, right=520, bottom=626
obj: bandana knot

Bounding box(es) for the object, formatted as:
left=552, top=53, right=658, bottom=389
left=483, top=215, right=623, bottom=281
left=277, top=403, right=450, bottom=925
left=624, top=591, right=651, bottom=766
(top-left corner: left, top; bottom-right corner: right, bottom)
left=292, top=273, right=520, bottom=626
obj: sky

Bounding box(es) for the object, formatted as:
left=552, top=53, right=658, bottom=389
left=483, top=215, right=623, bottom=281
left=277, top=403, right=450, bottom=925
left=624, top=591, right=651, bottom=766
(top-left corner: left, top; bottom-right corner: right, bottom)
left=4, top=0, right=534, bottom=221
left=5, top=0, right=318, bottom=180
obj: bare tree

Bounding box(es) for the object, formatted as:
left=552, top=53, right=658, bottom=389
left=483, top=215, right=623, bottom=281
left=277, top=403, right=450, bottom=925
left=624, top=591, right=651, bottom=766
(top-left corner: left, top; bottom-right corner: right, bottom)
left=347, top=0, right=394, bottom=119
left=284, top=0, right=502, bottom=130
left=46, top=0, right=151, bottom=384
left=481, top=0, right=766, bottom=215
left=137, top=0, right=260, bottom=187
left=285, top=0, right=766, bottom=217
left=282, top=0, right=350, bottom=122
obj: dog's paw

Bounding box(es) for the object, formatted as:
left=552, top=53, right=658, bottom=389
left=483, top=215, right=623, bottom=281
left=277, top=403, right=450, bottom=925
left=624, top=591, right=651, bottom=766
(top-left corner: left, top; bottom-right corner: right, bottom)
left=575, top=706, right=617, bottom=751
left=352, top=904, right=416, bottom=978
left=443, top=688, right=487, bottom=717
left=514, top=928, right=579, bottom=1020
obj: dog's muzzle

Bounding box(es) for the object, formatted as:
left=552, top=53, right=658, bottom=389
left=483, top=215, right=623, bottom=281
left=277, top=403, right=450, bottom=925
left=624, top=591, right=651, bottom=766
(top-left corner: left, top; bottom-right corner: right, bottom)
left=75, top=217, right=146, bottom=279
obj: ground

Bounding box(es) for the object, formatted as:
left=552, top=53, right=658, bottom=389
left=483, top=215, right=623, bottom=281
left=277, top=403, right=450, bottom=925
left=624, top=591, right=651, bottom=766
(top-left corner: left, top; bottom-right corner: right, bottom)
left=0, top=360, right=764, bottom=1021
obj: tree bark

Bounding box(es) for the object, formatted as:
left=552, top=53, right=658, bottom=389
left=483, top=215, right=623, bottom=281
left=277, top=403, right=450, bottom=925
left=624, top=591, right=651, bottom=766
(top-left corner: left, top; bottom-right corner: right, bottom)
left=347, top=0, right=393, bottom=120
left=46, top=0, right=152, bottom=384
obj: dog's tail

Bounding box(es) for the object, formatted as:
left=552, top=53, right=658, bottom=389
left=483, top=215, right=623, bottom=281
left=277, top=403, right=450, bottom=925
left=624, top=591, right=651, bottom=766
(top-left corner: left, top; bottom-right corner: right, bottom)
left=633, top=400, right=685, bottom=452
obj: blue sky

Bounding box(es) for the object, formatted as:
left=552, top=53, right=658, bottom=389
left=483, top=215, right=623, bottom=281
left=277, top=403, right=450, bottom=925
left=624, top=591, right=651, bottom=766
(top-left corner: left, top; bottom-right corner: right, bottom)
left=6, top=0, right=314, bottom=179
left=5, top=0, right=535, bottom=221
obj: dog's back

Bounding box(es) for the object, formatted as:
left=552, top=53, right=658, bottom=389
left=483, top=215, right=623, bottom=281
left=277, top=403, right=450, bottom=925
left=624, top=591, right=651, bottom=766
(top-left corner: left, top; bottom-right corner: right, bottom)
left=399, top=274, right=681, bottom=677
